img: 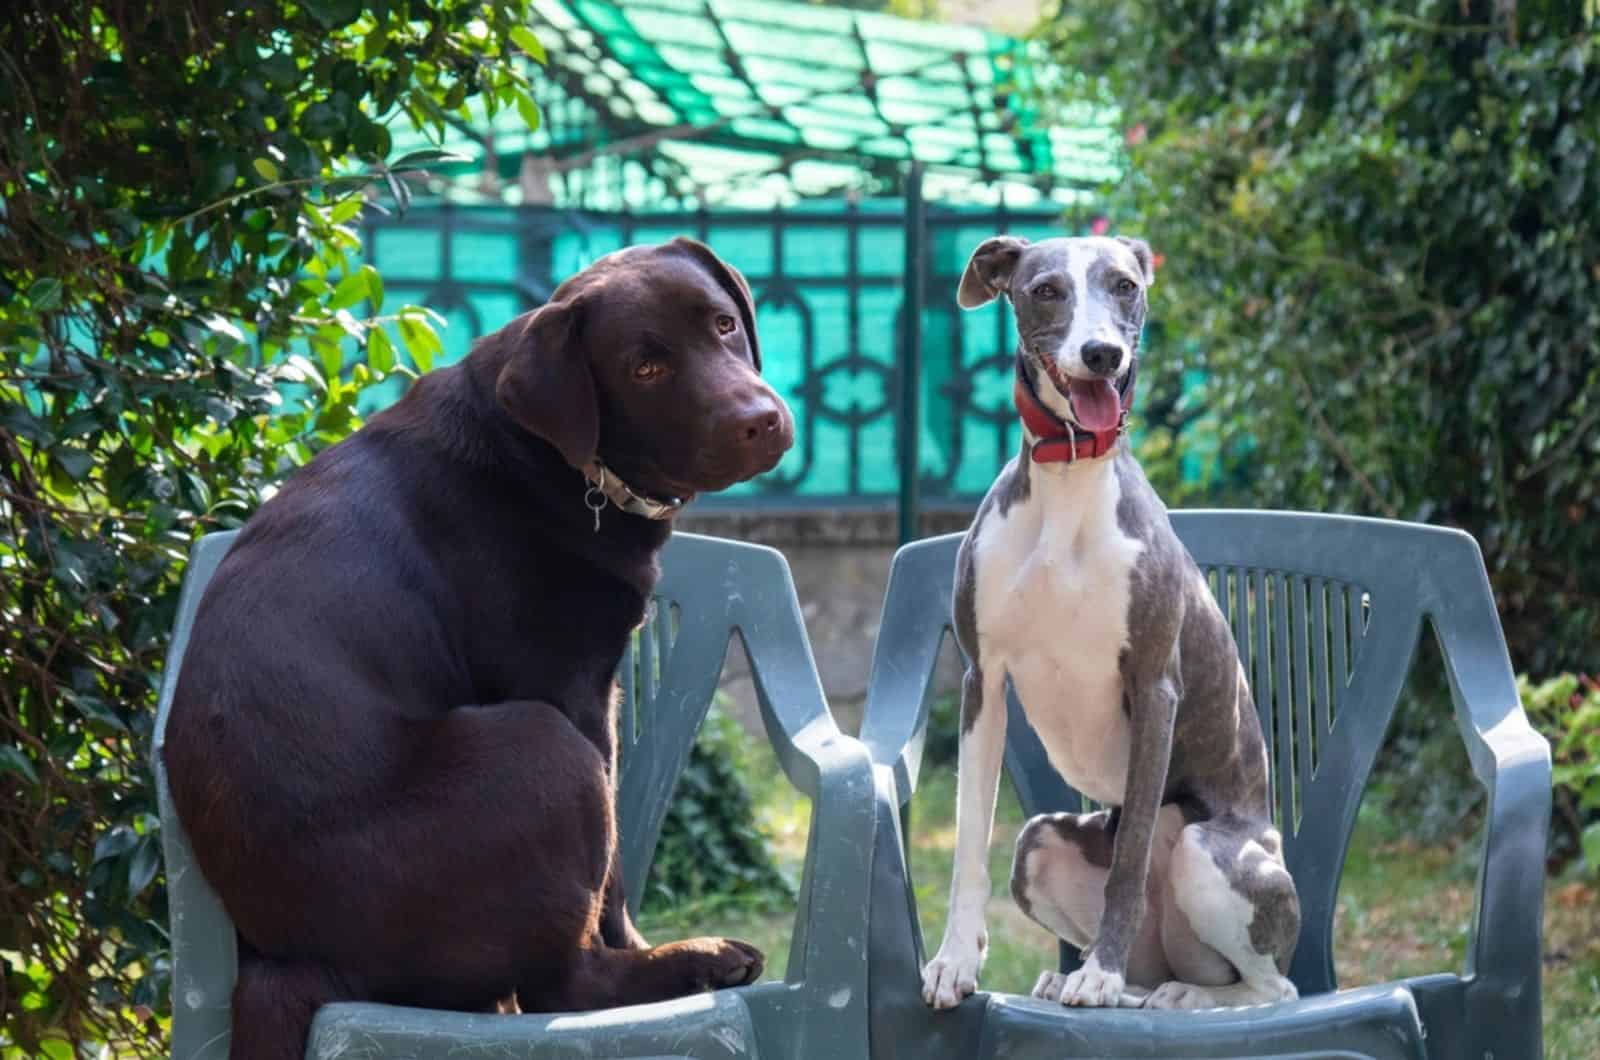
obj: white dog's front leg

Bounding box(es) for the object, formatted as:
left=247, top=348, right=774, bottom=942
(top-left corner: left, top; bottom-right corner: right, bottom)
left=923, top=665, right=1008, bottom=1010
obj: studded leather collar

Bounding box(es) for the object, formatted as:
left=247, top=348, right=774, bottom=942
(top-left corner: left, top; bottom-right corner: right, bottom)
left=1012, top=351, right=1137, bottom=464
left=582, top=461, right=685, bottom=523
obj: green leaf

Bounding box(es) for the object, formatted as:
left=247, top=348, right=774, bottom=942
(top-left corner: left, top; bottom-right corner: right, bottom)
left=515, top=88, right=542, bottom=133
left=316, top=335, right=346, bottom=382
left=382, top=168, right=412, bottom=214
left=301, top=101, right=344, bottom=141
left=62, top=689, right=128, bottom=732
left=127, top=836, right=160, bottom=897
left=51, top=445, right=94, bottom=482
left=333, top=309, right=365, bottom=341
left=252, top=157, right=280, bottom=182
left=303, top=0, right=362, bottom=30
left=1584, top=822, right=1600, bottom=872
left=362, top=24, right=390, bottom=60
left=367, top=326, right=395, bottom=374
left=27, top=277, right=63, bottom=311
left=389, top=148, right=470, bottom=172
left=397, top=314, right=442, bottom=373
left=0, top=745, right=39, bottom=785
left=509, top=25, right=547, bottom=64
left=361, top=264, right=384, bottom=312
left=93, top=825, right=138, bottom=864
left=329, top=196, right=365, bottom=225
left=203, top=313, right=246, bottom=345
left=329, top=271, right=370, bottom=311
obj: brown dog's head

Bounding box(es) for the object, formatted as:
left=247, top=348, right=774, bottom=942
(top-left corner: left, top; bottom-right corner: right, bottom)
left=495, top=237, right=794, bottom=499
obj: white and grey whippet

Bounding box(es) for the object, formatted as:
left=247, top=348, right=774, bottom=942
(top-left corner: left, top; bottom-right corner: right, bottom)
left=923, top=235, right=1301, bottom=1012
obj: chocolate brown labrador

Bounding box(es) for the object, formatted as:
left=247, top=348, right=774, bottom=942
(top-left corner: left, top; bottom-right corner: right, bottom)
left=163, top=238, right=795, bottom=1060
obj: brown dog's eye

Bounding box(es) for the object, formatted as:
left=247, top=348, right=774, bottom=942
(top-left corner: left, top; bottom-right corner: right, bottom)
left=1033, top=283, right=1059, bottom=300
left=634, top=360, right=665, bottom=382
left=715, top=314, right=737, bottom=335
left=1115, top=277, right=1139, bottom=296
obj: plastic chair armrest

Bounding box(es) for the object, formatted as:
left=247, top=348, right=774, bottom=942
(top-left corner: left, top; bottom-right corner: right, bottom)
left=1426, top=532, right=1549, bottom=1054
left=856, top=536, right=963, bottom=803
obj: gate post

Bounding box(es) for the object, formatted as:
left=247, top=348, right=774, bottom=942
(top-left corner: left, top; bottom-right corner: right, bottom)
left=897, top=162, right=926, bottom=546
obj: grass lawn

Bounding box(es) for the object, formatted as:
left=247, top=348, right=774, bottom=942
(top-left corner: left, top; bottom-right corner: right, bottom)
left=639, top=732, right=1600, bottom=1059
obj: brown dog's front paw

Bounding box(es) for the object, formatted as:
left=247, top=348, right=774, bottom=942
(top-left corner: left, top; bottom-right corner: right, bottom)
left=709, top=937, right=765, bottom=988
left=683, top=936, right=764, bottom=990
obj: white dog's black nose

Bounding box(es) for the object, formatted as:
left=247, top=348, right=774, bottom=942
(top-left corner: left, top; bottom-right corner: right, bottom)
left=1080, top=341, right=1124, bottom=377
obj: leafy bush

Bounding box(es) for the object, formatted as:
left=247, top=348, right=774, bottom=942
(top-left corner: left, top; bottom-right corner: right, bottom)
left=1365, top=668, right=1600, bottom=874
left=0, top=2, right=542, bottom=1052
left=923, top=693, right=962, bottom=768
left=1046, top=0, right=1600, bottom=676
left=644, top=707, right=795, bottom=914
left=1522, top=673, right=1600, bottom=875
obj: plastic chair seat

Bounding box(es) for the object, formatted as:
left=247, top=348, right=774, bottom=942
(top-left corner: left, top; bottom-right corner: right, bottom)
left=309, top=989, right=762, bottom=1059
left=972, top=983, right=1426, bottom=1059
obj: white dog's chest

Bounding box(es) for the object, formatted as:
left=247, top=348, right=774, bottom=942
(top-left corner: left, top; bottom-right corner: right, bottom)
left=973, top=466, right=1144, bottom=806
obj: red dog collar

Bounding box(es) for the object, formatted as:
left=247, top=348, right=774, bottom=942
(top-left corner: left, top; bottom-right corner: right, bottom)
left=1013, top=353, right=1137, bottom=464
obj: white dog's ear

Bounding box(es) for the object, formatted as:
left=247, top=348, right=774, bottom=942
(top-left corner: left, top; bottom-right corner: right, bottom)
left=957, top=235, right=1029, bottom=309
left=1115, top=236, right=1156, bottom=285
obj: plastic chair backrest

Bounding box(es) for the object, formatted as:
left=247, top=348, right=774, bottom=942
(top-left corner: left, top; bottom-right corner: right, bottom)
left=861, top=510, right=1519, bottom=997
left=153, top=530, right=852, bottom=1058
left=151, top=532, right=239, bottom=1060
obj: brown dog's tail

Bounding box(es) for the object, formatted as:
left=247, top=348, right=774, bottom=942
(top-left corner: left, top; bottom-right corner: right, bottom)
left=230, top=951, right=353, bottom=1060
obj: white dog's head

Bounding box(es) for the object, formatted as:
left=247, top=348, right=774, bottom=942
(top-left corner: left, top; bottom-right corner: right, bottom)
left=958, top=235, right=1155, bottom=432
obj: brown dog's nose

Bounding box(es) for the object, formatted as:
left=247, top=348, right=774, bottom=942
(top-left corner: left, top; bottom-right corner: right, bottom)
left=734, top=407, right=783, bottom=447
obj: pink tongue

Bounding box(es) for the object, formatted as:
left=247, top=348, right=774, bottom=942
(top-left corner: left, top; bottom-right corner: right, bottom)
left=1068, top=378, right=1122, bottom=432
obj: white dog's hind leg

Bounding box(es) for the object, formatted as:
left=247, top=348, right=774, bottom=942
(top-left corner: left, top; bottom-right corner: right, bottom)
left=1011, top=804, right=1185, bottom=1005
left=922, top=664, right=1008, bottom=1010
left=1144, top=819, right=1300, bottom=1010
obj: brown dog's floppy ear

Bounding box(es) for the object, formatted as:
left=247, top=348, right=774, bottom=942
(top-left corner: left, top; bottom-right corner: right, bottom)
left=957, top=235, right=1029, bottom=309
left=495, top=297, right=598, bottom=471
left=669, top=236, right=761, bottom=370
left=1115, top=236, right=1157, bottom=285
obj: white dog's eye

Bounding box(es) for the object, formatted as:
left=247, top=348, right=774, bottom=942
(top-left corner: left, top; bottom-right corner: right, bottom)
left=1115, top=277, right=1139, bottom=296
left=1033, top=283, right=1059, bottom=300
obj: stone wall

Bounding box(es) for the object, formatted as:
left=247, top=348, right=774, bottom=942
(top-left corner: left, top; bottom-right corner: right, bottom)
left=676, top=507, right=975, bottom=737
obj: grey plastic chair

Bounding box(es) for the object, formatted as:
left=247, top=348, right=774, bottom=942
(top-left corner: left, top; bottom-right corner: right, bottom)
left=858, top=511, right=1551, bottom=1060
left=152, top=531, right=876, bottom=1060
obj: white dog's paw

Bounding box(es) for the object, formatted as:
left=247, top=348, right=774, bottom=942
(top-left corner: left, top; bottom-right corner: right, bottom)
left=1144, top=976, right=1298, bottom=1010
left=1144, top=980, right=1217, bottom=1010
left=1030, top=969, right=1067, bottom=1002
left=1034, top=968, right=1146, bottom=1007
left=922, top=940, right=984, bottom=1010
left=1057, top=955, right=1125, bottom=1008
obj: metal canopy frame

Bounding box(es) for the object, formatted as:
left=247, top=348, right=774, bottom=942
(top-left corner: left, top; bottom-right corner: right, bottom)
left=396, top=0, right=1121, bottom=210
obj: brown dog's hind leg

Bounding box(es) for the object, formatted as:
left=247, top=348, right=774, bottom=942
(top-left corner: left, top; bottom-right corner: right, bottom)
left=230, top=952, right=353, bottom=1060
left=528, top=936, right=765, bottom=1013
left=216, top=701, right=612, bottom=1046
left=213, top=700, right=762, bottom=1032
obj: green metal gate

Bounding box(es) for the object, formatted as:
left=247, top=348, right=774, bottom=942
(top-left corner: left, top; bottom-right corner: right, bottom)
left=362, top=196, right=1085, bottom=508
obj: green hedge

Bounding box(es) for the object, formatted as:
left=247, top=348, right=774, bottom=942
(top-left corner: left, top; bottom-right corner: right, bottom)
left=0, top=3, right=541, bottom=1052
left=1047, top=0, right=1600, bottom=676
left=644, top=708, right=795, bottom=915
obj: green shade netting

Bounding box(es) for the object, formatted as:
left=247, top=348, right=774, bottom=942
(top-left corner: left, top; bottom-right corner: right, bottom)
left=387, top=0, right=1122, bottom=210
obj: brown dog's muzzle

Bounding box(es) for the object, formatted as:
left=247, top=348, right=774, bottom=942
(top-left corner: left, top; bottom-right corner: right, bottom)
left=696, top=380, right=794, bottom=486
left=728, top=388, right=794, bottom=468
